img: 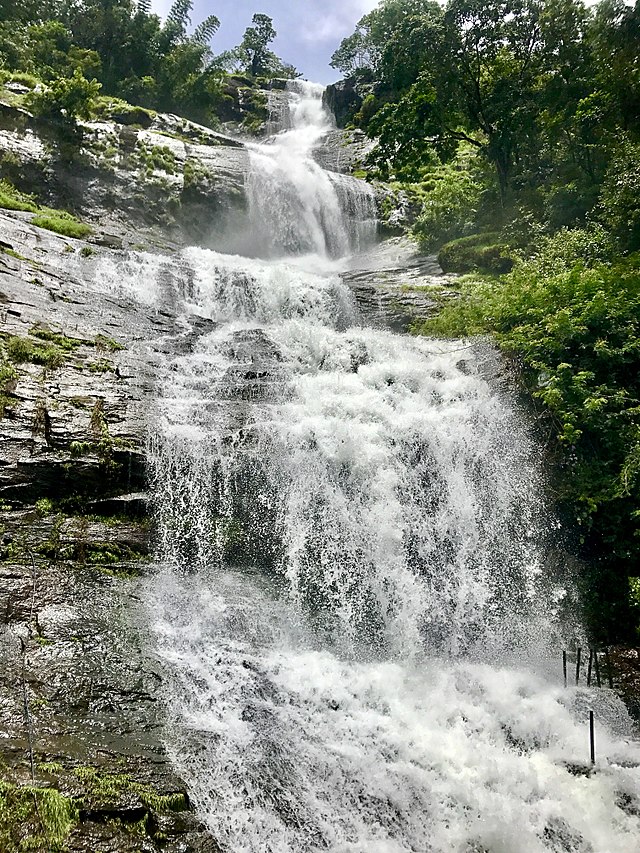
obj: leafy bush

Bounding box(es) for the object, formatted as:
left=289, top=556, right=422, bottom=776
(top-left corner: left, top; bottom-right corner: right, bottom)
left=437, top=233, right=515, bottom=274
left=416, top=244, right=640, bottom=639
left=28, top=67, right=101, bottom=125
left=412, top=162, right=483, bottom=252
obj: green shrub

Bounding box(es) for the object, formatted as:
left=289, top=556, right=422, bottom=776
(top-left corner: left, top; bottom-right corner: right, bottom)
left=31, top=211, right=92, bottom=238
left=28, top=68, right=101, bottom=125
left=437, top=233, right=515, bottom=274
left=412, top=161, right=484, bottom=252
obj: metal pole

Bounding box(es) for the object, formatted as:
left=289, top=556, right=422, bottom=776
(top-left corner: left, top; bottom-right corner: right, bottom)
left=587, top=649, right=593, bottom=686
left=563, top=651, right=567, bottom=688
left=589, top=710, right=595, bottom=766
left=576, top=647, right=582, bottom=685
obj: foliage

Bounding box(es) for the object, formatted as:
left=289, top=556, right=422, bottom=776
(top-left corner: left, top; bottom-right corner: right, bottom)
left=411, top=158, right=484, bottom=250
left=218, top=13, right=299, bottom=79
left=336, top=0, right=640, bottom=236
left=0, top=0, right=298, bottom=126
left=0, top=781, right=78, bottom=852
left=437, top=233, right=515, bottom=273
left=415, top=237, right=640, bottom=638
left=598, top=140, right=640, bottom=253
left=27, top=67, right=101, bottom=125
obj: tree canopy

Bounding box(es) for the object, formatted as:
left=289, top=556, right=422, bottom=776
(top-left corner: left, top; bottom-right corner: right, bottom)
left=0, top=1, right=298, bottom=123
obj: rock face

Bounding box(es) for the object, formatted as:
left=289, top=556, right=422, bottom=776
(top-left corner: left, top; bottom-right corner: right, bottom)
left=343, top=237, right=459, bottom=331
left=0, top=211, right=223, bottom=851
left=323, top=79, right=363, bottom=128
left=312, top=128, right=374, bottom=176
left=0, top=98, right=249, bottom=252
left=0, top=87, right=449, bottom=851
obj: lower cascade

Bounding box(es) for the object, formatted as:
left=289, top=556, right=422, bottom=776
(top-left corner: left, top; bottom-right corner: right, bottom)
left=100, top=83, right=638, bottom=851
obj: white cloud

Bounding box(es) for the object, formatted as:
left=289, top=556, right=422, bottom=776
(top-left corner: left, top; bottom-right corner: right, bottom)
left=298, top=0, right=380, bottom=44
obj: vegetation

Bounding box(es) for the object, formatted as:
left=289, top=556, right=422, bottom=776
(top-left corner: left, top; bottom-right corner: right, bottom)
left=0, top=1, right=298, bottom=128
left=0, top=767, right=188, bottom=850
left=218, top=13, right=299, bottom=79
left=0, top=179, right=91, bottom=237
left=0, top=780, right=77, bottom=852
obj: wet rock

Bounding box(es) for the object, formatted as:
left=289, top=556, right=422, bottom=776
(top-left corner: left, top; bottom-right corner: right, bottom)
left=0, top=210, right=221, bottom=851
left=323, top=78, right=363, bottom=128
left=343, top=237, right=459, bottom=331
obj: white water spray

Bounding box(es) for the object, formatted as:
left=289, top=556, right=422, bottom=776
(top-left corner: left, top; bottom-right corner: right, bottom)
left=85, top=82, right=640, bottom=851
left=245, top=81, right=376, bottom=258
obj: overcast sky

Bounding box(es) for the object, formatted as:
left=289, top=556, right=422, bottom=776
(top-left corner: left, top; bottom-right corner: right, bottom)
left=151, top=1, right=380, bottom=83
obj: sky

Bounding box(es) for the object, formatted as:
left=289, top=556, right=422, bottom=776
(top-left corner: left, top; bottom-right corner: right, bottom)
left=151, top=0, right=380, bottom=83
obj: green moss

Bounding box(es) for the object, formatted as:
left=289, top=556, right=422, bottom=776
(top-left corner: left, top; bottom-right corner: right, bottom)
left=85, top=542, right=146, bottom=565
left=94, top=334, right=124, bottom=352
left=69, top=441, right=92, bottom=457
left=29, top=326, right=84, bottom=351
left=1, top=247, right=27, bottom=260
left=0, top=180, right=37, bottom=213
left=5, top=335, right=65, bottom=369
left=86, top=359, right=114, bottom=373
left=183, top=158, right=212, bottom=191
left=135, top=141, right=177, bottom=175
left=0, top=781, right=78, bottom=852
left=72, top=767, right=188, bottom=813
left=0, top=180, right=92, bottom=238
left=31, top=213, right=92, bottom=239
left=79, top=246, right=94, bottom=257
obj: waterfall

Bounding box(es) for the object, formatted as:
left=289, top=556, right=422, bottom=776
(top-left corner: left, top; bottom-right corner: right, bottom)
left=244, top=81, right=377, bottom=258
left=88, top=82, right=640, bottom=851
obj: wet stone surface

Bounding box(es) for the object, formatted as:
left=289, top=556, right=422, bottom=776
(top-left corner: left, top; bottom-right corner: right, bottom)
left=0, top=211, right=222, bottom=850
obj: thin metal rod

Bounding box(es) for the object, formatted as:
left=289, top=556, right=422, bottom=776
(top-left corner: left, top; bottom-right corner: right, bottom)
left=587, top=649, right=593, bottom=686
left=589, top=710, right=595, bottom=765
left=563, top=651, right=567, bottom=688
left=576, top=647, right=582, bottom=685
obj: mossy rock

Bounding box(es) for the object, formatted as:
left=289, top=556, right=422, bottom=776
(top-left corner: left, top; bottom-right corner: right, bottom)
left=438, top=233, right=515, bottom=274
left=110, top=106, right=154, bottom=128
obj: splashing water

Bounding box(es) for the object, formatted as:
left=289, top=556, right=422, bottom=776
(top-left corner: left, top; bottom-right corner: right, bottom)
left=86, top=81, right=640, bottom=851
left=245, top=81, right=376, bottom=258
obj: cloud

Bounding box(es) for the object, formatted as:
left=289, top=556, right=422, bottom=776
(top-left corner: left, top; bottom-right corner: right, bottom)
left=298, top=0, right=380, bottom=43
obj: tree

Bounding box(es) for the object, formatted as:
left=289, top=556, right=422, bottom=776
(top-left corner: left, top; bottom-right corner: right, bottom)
left=241, top=13, right=275, bottom=77
left=219, top=13, right=297, bottom=79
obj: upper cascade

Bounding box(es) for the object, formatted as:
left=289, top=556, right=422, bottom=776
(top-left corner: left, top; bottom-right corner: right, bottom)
left=242, top=81, right=377, bottom=259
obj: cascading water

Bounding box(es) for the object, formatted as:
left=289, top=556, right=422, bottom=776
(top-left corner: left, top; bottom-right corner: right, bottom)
left=244, top=81, right=377, bottom=258
left=92, top=83, right=640, bottom=851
